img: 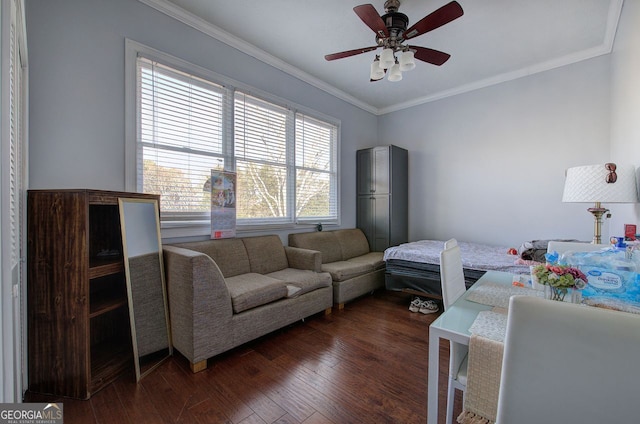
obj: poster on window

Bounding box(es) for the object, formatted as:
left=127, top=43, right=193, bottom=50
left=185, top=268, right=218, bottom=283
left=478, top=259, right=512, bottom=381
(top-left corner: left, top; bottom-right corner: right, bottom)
left=210, top=170, right=236, bottom=239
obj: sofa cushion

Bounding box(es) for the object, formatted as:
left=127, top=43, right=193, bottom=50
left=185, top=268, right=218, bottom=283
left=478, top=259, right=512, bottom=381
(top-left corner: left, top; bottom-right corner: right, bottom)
left=334, top=229, right=371, bottom=259
left=288, top=231, right=342, bottom=263
left=346, top=252, right=385, bottom=270
left=242, top=235, right=289, bottom=274
left=266, top=268, right=332, bottom=297
left=225, top=273, right=288, bottom=313
left=173, top=239, right=250, bottom=278
left=321, top=261, right=373, bottom=282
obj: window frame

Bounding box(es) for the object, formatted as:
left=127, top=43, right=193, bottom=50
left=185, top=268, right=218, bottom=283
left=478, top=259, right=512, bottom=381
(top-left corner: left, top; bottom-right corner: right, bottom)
left=125, top=40, right=340, bottom=238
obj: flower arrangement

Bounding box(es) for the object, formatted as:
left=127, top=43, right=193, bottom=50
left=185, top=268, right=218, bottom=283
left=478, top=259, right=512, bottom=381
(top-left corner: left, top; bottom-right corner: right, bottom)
left=532, top=263, right=588, bottom=301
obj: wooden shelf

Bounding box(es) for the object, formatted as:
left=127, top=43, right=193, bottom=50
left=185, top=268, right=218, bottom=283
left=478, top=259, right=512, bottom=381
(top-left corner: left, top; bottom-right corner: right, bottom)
left=90, top=297, right=128, bottom=319
left=89, top=257, right=123, bottom=279
left=90, top=272, right=127, bottom=318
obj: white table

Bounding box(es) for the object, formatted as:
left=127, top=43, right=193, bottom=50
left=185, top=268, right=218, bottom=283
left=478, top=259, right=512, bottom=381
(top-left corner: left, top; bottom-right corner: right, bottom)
left=427, top=270, right=513, bottom=424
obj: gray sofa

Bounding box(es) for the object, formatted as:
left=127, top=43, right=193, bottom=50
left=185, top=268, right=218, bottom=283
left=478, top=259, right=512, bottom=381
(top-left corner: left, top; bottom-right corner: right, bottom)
left=163, top=235, right=333, bottom=372
left=288, top=229, right=385, bottom=309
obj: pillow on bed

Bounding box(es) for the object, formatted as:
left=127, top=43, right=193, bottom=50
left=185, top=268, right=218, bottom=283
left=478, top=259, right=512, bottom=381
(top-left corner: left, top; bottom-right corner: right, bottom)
left=518, top=239, right=579, bottom=262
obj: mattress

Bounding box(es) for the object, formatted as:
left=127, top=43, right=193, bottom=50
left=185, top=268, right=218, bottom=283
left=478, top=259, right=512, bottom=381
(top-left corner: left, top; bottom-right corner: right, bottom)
left=383, top=240, right=531, bottom=296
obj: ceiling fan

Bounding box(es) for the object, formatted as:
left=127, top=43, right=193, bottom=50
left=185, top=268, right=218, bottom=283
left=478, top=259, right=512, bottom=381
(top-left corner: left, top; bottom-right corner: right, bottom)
left=325, top=0, right=463, bottom=81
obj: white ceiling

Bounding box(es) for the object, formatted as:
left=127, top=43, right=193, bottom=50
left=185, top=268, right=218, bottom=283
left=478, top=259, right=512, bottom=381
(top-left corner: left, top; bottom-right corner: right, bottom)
left=141, top=0, right=623, bottom=115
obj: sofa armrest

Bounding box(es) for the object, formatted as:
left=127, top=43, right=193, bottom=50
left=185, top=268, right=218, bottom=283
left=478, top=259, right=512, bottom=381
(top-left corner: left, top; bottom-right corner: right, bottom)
left=163, top=245, right=233, bottom=363
left=284, top=246, right=322, bottom=272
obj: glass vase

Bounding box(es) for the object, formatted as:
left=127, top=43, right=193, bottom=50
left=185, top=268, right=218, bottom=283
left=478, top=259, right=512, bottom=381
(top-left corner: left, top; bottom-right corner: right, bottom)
left=544, top=285, right=582, bottom=303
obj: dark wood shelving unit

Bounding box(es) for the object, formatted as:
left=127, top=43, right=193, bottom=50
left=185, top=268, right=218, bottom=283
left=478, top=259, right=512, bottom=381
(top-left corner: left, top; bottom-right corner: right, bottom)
left=27, top=189, right=159, bottom=400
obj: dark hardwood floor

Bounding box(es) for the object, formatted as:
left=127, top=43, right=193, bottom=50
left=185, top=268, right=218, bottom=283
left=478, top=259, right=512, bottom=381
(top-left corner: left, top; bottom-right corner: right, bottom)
left=25, top=290, right=461, bottom=423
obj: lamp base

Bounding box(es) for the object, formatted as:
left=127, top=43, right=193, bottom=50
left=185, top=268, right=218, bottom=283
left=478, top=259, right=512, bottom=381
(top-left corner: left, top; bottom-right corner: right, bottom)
left=587, top=202, right=609, bottom=244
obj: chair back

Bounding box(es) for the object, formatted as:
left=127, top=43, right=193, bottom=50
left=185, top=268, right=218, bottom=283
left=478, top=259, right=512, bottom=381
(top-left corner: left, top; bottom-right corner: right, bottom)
left=496, top=296, right=640, bottom=424
left=440, top=238, right=466, bottom=310
left=547, top=241, right=608, bottom=255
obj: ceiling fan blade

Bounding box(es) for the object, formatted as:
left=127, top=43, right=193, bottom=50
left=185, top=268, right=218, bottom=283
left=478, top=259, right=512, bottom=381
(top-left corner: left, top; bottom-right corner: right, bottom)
left=325, top=46, right=378, bottom=61
left=403, top=1, right=463, bottom=40
left=354, top=4, right=389, bottom=38
left=410, top=46, right=451, bottom=66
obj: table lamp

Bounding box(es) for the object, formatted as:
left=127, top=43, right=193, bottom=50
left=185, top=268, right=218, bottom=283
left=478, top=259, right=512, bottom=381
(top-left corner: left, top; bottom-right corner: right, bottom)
left=562, top=163, right=639, bottom=244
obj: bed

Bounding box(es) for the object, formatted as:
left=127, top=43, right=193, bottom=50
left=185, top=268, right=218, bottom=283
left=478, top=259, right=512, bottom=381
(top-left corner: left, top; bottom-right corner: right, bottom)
left=383, top=240, right=533, bottom=298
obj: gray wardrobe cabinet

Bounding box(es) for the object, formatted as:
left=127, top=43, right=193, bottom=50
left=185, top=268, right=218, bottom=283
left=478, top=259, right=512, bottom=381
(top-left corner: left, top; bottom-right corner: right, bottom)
left=356, top=145, right=408, bottom=252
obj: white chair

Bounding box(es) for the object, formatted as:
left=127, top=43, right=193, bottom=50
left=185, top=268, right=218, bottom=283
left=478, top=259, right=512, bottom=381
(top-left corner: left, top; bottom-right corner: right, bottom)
left=439, top=238, right=468, bottom=424
left=496, top=296, right=640, bottom=424
left=546, top=240, right=608, bottom=255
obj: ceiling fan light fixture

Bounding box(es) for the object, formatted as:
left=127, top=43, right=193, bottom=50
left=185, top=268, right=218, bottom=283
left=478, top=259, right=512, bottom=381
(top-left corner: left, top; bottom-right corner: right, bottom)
left=380, top=47, right=395, bottom=69
left=399, top=50, right=415, bottom=71
left=370, top=56, right=385, bottom=80
left=388, top=62, right=402, bottom=82
left=327, top=1, right=464, bottom=82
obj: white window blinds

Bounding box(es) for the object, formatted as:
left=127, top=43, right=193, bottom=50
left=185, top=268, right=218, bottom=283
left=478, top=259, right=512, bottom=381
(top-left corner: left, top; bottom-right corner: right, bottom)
left=134, top=51, right=339, bottom=229
left=234, top=92, right=293, bottom=224
left=137, top=56, right=231, bottom=221
left=2, top=0, right=28, bottom=402
left=295, top=113, right=338, bottom=221
left=9, top=17, right=20, bottom=266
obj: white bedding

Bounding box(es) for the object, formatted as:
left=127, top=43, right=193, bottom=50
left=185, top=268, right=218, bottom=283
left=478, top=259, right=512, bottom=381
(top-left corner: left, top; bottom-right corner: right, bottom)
left=383, top=240, right=529, bottom=274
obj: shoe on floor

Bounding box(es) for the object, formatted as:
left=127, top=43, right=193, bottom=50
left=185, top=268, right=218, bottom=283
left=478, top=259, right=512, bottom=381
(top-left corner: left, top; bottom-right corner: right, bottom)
left=419, top=299, right=439, bottom=314
left=409, top=297, right=422, bottom=313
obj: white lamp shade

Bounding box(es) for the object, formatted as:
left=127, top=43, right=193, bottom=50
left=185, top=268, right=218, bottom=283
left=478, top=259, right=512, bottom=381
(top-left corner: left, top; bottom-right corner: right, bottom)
left=370, top=58, right=385, bottom=80
left=399, top=50, right=416, bottom=71
left=388, top=63, right=402, bottom=82
left=562, top=164, right=639, bottom=203
left=379, top=48, right=395, bottom=69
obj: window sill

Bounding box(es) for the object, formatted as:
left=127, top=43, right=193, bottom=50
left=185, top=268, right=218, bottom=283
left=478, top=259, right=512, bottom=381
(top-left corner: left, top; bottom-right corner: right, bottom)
left=160, top=221, right=340, bottom=243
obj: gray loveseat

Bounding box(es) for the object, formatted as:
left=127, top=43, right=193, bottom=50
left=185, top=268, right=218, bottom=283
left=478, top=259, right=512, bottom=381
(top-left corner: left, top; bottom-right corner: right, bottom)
left=288, top=229, right=385, bottom=309
left=163, top=235, right=333, bottom=372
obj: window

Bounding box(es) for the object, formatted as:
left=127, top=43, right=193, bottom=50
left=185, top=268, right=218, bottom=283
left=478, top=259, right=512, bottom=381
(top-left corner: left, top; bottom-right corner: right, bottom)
left=234, top=92, right=291, bottom=224
left=295, top=113, right=338, bottom=220
left=131, top=45, right=339, bottom=232
left=137, top=57, right=230, bottom=223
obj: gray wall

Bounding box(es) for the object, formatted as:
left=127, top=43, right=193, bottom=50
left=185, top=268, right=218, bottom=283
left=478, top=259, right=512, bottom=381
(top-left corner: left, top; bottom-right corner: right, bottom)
left=25, top=0, right=378, bottom=236
left=378, top=56, right=612, bottom=247
left=610, top=0, right=640, bottom=232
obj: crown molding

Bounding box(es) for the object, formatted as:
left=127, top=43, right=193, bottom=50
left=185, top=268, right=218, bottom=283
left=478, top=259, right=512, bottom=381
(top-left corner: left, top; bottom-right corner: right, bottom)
left=380, top=45, right=616, bottom=115
left=136, top=0, right=378, bottom=115
left=138, top=0, right=623, bottom=117
left=380, top=0, right=624, bottom=115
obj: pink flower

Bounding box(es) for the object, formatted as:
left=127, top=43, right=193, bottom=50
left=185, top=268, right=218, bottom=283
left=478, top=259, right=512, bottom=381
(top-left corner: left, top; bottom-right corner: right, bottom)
left=535, top=264, right=588, bottom=290
left=548, top=265, right=564, bottom=274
